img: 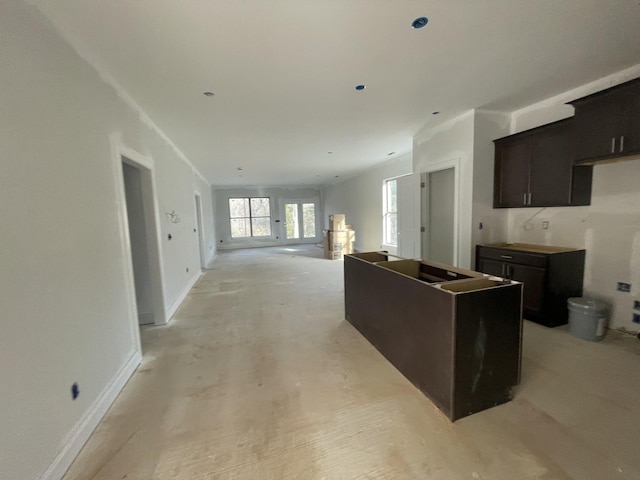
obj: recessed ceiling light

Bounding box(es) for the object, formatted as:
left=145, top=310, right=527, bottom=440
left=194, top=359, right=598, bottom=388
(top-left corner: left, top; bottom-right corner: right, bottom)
left=411, top=17, right=429, bottom=29
left=432, top=111, right=440, bottom=115
left=387, top=152, right=396, bottom=156
left=328, top=151, right=333, bottom=154
left=355, top=85, right=366, bottom=91
left=236, top=167, right=243, bottom=171
left=203, top=91, right=215, bottom=97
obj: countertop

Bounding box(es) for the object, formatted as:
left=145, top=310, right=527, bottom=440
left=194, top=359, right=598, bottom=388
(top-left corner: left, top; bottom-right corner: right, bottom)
left=480, top=242, right=582, bottom=254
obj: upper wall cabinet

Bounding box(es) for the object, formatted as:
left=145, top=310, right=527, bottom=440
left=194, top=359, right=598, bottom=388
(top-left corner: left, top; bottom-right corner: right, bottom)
left=493, top=118, right=593, bottom=208
left=568, top=77, right=640, bottom=164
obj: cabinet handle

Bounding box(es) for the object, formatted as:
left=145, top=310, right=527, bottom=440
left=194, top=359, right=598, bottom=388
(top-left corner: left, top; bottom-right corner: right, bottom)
left=528, top=192, right=532, bottom=205
left=523, top=193, right=527, bottom=205
left=501, top=263, right=506, bottom=277
left=500, top=255, right=513, bottom=259
left=620, top=135, right=625, bottom=152
left=611, top=137, right=616, bottom=153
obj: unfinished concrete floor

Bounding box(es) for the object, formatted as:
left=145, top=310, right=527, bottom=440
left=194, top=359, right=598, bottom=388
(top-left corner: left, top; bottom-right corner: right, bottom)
left=64, top=245, right=640, bottom=479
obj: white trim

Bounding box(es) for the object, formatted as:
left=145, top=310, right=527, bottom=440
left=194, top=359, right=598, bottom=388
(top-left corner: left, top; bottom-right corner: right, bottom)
left=39, top=350, right=141, bottom=480
left=420, top=158, right=461, bottom=266
left=166, top=271, right=203, bottom=321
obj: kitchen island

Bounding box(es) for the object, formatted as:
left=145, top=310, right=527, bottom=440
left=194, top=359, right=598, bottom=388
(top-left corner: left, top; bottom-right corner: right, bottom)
left=344, top=252, right=523, bottom=421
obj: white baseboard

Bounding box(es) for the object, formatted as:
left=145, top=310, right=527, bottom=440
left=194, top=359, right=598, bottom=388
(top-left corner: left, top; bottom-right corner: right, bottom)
left=40, top=349, right=142, bottom=480
left=165, top=272, right=202, bottom=321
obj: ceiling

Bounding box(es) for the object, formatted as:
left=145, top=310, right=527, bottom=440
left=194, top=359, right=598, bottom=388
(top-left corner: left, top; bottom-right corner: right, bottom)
left=29, top=0, right=640, bottom=186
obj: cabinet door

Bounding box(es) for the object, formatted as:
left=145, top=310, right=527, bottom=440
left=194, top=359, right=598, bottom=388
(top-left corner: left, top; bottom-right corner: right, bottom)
left=477, top=258, right=505, bottom=277
left=573, top=91, right=624, bottom=162
left=509, top=264, right=546, bottom=317
left=622, top=84, right=640, bottom=155
left=494, top=139, right=529, bottom=207
left=529, top=121, right=574, bottom=206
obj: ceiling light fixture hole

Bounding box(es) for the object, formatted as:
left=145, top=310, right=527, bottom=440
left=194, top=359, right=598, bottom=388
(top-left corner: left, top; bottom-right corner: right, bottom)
left=203, top=91, right=215, bottom=97
left=411, top=17, right=429, bottom=29
left=355, top=85, right=366, bottom=91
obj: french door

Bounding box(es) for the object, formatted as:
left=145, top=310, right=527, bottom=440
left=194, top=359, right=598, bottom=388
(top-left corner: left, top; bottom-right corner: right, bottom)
left=283, top=201, right=318, bottom=242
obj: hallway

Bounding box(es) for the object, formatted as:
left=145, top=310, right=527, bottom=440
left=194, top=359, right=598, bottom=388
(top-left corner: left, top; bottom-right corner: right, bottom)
left=63, top=246, right=640, bottom=479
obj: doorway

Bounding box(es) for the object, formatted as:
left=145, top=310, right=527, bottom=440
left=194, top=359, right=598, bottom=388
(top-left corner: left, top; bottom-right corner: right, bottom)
left=282, top=201, right=318, bottom=242
left=117, top=149, right=166, bottom=328
left=122, top=163, right=154, bottom=325
left=421, top=162, right=459, bottom=265
left=194, top=194, right=206, bottom=269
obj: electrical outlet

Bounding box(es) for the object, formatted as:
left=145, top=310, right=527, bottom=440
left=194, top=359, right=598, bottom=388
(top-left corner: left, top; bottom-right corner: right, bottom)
left=542, top=221, right=549, bottom=229
left=617, top=282, right=631, bottom=292
left=633, top=313, right=640, bottom=324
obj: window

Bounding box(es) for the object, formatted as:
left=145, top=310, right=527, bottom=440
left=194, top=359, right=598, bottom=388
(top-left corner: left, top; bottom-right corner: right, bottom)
left=383, top=178, right=397, bottom=246
left=229, top=197, right=272, bottom=238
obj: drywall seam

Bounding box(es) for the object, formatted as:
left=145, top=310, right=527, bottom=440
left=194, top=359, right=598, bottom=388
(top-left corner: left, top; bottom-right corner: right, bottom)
left=39, top=350, right=142, bottom=480
left=166, top=271, right=203, bottom=321
left=28, top=2, right=208, bottom=185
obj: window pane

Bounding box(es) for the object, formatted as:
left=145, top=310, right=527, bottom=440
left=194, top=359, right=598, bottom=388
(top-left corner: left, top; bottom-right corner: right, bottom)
left=251, top=217, right=272, bottom=237
left=250, top=197, right=270, bottom=217
left=229, top=198, right=249, bottom=218
left=385, top=213, right=397, bottom=246
left=303, top=203, right=316, bottom=238
left=230, top=218, right=251, bottom=238
left=388, top=179, right=397, bottom=212
left=285, top=204, right=299, bottom=239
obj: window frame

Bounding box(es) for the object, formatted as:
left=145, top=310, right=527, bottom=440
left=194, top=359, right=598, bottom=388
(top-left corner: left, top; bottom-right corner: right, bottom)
left=383, top=178, right=398, bottom=247
left=228, top=197, right=272, bottom=238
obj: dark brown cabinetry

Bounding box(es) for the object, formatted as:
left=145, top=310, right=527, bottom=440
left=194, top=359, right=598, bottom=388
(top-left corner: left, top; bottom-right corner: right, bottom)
left=476, top=244, right=585, bottom=327
left=344, top=252, right=523, bottom=421
left=493, top=118, right=592, bottom=208
left=568, top=77, right=640, bottom=164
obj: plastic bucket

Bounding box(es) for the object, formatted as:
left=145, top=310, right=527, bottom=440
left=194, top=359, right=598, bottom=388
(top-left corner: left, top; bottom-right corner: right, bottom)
left=567, top=297, right=610, bottom=342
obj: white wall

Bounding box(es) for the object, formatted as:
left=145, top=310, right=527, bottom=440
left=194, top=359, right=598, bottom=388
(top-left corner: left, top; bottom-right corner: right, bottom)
left=0, top=2, right=213, bottom=479
left=322, top=153, right=413, bottom=253
left=413, top=112, right=475, bottom=268
left=508, top=65, right=640, bottom=331
left=213, top=186, right=322, bottom=249
left=471, top=110, right=511, bottom=266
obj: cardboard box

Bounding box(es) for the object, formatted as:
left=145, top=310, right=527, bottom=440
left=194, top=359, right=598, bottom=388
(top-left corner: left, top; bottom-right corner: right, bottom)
left=329, top=251, right=344, bottom=261
left=324, top=228, right=356, bottom=259
left=328, top=214, right=346, bottom=231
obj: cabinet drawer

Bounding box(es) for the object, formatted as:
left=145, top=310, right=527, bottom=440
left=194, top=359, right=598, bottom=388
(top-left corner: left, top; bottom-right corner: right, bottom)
left=476, top=247, right=547, bottom=268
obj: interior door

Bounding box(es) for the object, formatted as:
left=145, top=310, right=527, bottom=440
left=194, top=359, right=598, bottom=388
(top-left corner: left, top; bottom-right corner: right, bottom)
left=422, top=167, right=456, bottom=265
left=283, top=201, right=318, bottom=243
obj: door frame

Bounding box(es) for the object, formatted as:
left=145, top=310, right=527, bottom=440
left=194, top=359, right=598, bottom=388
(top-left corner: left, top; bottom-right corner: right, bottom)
left=110, top=133, right=167, bottom=334
left=420, top=158, right=461, bottom=266
left=280, top=198, right=320, bottom=243
left=194, top=192, right=207, bottom=269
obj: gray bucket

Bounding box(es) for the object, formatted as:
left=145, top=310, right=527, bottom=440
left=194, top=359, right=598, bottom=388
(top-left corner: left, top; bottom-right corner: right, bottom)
left=567, top=297, right=610, bottom=341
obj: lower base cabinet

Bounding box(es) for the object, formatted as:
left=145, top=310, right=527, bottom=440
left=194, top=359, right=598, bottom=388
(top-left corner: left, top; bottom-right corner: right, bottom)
left=344, top=252, right=523, bottom=421
left=476, top=244, right=585, bottom=327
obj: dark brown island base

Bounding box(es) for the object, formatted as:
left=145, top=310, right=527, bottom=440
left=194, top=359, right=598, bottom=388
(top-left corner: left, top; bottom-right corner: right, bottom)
left=344, top=252, right=524, bottom=421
